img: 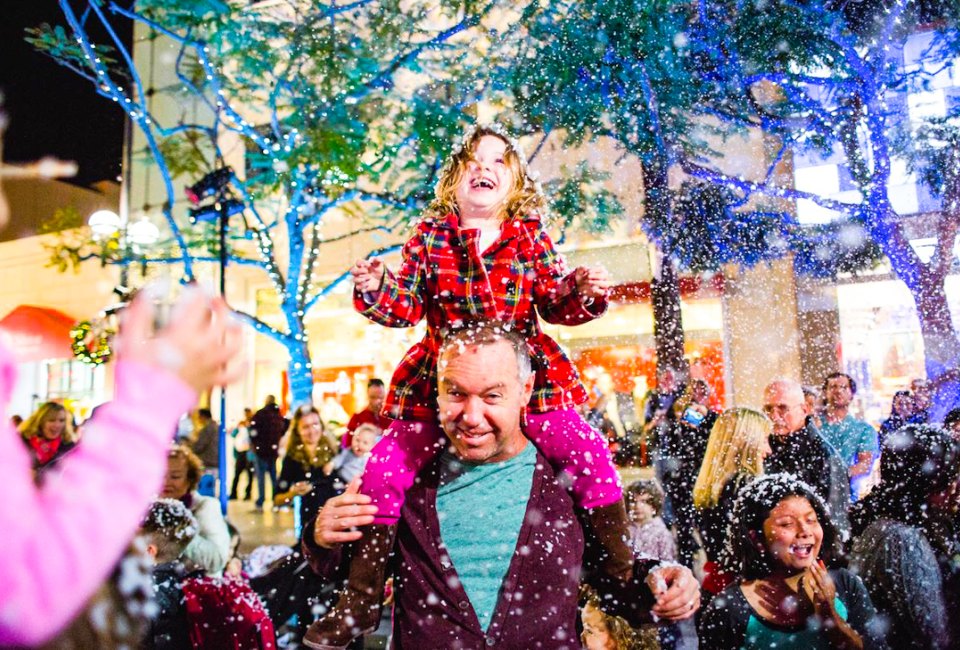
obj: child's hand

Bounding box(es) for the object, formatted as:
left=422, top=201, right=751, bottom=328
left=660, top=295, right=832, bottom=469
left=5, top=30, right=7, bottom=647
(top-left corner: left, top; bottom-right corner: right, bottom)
left=351, top=258, right=386, bottom=293
left=574, top=266, right=611, bottom=301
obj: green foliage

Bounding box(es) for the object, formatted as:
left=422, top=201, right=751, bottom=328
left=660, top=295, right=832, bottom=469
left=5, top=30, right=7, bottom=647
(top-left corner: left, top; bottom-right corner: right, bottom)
left=509, top=0, right=705, bottom=162
left=25, top=23, right=122, bottom=79
left=38, top=206, right=84, bottom=234
left=895, top=108, right=960, bottom=200
left=157, top=132, right=210, bottom=179
left=543, top=162, right=623, bottom=236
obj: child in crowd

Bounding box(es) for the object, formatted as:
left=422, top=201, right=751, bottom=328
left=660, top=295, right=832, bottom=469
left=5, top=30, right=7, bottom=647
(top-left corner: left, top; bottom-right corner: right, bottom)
left=140, top=498, right=199, bottom=650
left=625, top=479, right=676, bottom=561
left=580, top=586, right=645, bottom=650
left=306, top=123, right=628, bottom=648
left=142, top=499, right=277, bottom=649
left=323, top=423, right=380, bottom=487
left=625, top=480, right=683, bottom=650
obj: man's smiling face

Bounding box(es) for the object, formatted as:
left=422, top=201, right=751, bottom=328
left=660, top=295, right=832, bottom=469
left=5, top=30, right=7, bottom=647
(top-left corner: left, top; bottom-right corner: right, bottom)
left=436, top=337, right=533, bottom=464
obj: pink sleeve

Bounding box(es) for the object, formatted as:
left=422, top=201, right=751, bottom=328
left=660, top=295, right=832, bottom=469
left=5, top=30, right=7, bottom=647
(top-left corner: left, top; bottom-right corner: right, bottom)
left=0, top=358, right=196, bottom=646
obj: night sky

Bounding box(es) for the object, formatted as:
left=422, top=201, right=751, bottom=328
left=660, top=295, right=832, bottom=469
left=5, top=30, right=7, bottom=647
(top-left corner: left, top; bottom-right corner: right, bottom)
left=1, top=3, right=130, bottom=187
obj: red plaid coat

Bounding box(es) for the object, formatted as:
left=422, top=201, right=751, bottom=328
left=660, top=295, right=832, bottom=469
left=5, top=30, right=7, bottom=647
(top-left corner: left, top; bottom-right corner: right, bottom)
left=354, top=212, right=607, bottom=421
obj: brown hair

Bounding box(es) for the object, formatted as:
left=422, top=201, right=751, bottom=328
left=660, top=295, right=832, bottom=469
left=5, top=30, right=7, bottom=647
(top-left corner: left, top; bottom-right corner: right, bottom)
left=285, top=405, right=335, bottom=467
left=429, top=125, right=546, bottom=222
left=168, top=444, right=204, bottom=491
left=19, top=401, right=77, bottom=443
left=625, top=479, right=665, bottom=517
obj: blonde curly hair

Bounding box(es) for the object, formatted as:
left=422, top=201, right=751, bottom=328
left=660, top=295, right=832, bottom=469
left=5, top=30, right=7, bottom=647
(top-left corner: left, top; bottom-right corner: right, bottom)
left=579, top=585, right=644, bottom=649
left=429, top=123, right=546, bottom=222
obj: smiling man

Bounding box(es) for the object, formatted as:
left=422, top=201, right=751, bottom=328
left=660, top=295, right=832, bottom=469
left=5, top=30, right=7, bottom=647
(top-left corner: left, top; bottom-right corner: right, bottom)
left=762, top=379, right=831, bottom=503
left=301, top=323, right=699, bottom=649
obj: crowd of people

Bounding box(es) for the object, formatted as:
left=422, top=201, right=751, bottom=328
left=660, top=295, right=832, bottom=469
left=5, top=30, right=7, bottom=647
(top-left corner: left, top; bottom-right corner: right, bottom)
left=3, top=120, right=960, bottom=650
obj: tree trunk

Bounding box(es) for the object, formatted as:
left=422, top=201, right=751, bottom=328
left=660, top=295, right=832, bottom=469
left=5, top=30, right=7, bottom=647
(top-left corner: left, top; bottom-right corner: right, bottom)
left=869, top=198, right=960, bottom=419
left=286, top=339, right=314, bottom=408
left=651, top=253, right=687, bottom=374
left=913, top=274, right=960, bottom=420
left=641, top=163, right=688, bottom=377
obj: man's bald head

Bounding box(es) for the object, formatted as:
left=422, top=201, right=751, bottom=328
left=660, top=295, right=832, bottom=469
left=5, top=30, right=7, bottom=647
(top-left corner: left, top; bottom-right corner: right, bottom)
left=763, top=379, right=809, bottom=436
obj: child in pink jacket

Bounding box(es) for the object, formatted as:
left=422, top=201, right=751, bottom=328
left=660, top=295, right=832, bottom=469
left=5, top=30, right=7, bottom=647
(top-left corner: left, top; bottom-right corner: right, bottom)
left=0, top=289, right=243, bottom=646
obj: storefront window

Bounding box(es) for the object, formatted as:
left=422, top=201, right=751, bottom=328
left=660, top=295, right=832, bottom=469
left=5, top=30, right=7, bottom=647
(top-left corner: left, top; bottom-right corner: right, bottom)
left=43, top=359, right=105, bottom=418
left=836, top=275, right=960, bottom=424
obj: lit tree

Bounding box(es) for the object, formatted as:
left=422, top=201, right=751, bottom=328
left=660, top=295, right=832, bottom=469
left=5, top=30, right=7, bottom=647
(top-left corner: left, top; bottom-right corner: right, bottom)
left=503, top=0, right=735, bottom=375
left=30, top=0, right=622, bottom=406
left=506, top=0, right=959, bottom=414
left=676, top=0, right=960, bottom=414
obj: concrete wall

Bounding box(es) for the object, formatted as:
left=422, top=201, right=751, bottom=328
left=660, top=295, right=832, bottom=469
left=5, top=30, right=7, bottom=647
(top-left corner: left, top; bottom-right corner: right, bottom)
left=722, top=259, right=803, bottom=410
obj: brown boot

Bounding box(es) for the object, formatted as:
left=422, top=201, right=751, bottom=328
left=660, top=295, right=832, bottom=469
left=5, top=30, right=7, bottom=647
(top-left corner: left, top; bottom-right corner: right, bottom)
left=302, top=523, right=397, bottom=650
left=585, top=501, right=635, bottom=582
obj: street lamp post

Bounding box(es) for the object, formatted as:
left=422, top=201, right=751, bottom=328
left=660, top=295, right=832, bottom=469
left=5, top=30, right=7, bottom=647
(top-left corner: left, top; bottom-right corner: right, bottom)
left=187, top=168, right=242, bottom=516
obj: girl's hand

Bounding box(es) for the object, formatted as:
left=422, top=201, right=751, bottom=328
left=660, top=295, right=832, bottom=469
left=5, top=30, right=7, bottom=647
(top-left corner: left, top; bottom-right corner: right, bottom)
left=351, top=258, right=386, bottom=293
left=755, top=578, right=811, bottom=626
left=803, top=561, right=865, bottom=649
left=293, top=481, right=313, bottom=496
left=574, top=266, right=611, bottom=300
left=801, top=560, right=838, bottom=618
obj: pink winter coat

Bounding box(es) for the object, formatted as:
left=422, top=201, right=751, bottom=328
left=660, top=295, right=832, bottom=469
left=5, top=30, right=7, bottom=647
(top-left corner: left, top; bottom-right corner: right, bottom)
left=0, top=340, right=196, bottom=646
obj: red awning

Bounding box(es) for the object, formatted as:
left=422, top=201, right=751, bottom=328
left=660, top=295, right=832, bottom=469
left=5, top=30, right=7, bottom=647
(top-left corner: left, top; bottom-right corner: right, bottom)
left=0, top=305, right=77, bottom=362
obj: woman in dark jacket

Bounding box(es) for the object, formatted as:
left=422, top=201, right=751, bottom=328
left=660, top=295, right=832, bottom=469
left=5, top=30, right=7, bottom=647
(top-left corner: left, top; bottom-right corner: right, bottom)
left=849, top=424, right=960, bottom=650
left=273, top=405, right=339, bottom=526
left=699, top=474, right=886, bottom=650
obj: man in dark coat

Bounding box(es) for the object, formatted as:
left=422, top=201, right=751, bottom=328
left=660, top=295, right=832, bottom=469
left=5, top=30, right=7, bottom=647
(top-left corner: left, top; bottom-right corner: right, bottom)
left=762, top=379, right=833, bottom=503
left=300, top=324, right=700, bottom=649
left=661, top=378, right=717, bottom=567
left=250, top=395, right=288, bottom=511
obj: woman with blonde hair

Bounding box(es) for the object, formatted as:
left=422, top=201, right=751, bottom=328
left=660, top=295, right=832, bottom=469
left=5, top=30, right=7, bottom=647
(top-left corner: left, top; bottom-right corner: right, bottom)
left=19, top=402, right=78, bottom=472
left=692, top=407, right=772, bottom=595
left=275, top=405, right=339, bottom=524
